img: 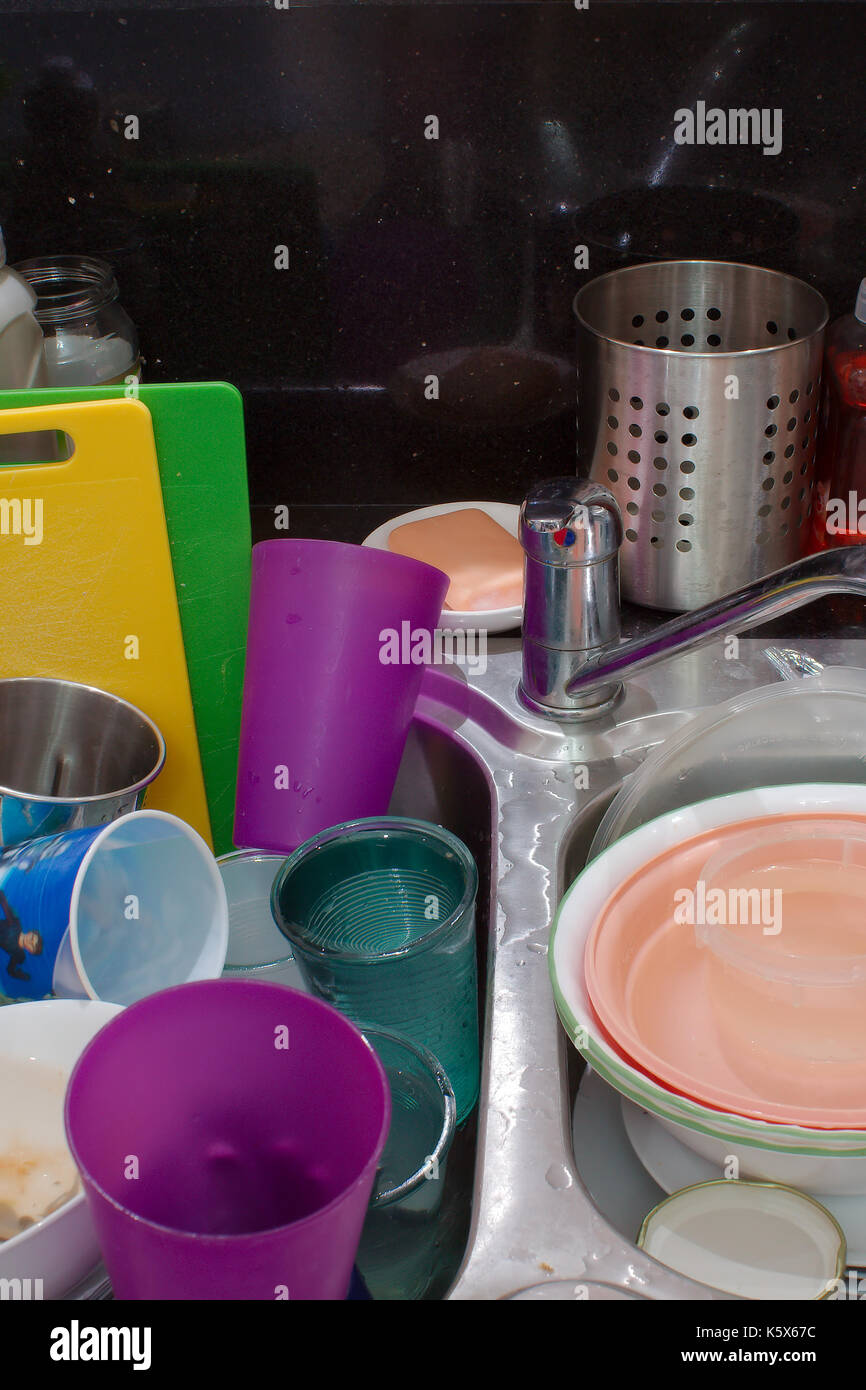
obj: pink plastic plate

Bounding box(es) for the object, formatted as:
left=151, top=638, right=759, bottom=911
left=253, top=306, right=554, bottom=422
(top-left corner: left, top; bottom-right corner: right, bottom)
left=584, top=812, right=866, bottom=1130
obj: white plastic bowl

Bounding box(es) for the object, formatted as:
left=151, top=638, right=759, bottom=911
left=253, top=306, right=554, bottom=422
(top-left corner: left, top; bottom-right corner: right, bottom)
left=550, top=782, right=866, bottom=1185
left=0, top=1000, right=122, bottom=1297
left=591, top=668, right=866, bottom=857
left=651, top=1109, right=866, bottom=1195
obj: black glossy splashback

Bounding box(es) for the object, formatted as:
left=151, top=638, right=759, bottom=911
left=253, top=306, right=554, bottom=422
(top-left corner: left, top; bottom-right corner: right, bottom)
left=0, top=1, right=863, bottom=543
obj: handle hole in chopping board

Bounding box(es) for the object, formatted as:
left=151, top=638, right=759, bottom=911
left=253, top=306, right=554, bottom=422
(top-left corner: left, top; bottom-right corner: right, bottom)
left=0, top=431, right=74, bottom=466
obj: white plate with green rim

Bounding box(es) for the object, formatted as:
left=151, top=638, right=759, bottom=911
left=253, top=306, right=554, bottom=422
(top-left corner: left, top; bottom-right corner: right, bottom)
left=550, top=782, right=866, bottom=1160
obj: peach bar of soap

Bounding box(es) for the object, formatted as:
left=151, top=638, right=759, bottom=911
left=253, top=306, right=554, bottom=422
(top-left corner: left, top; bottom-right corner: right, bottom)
left=388, top=508, right=523, bottom=612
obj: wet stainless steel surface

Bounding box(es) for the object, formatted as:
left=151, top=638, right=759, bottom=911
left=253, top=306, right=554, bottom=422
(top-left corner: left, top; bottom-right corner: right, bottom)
left=416, top=634, right=866, bottom=1301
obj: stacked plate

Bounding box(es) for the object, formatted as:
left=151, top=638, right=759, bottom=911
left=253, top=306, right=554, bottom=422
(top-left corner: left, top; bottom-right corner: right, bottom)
left=551, top=783, right=866, bottom=1193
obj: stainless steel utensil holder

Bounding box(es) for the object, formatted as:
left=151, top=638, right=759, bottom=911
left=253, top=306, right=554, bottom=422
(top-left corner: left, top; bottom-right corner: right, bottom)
left=575, top=259, right=828, bottom=610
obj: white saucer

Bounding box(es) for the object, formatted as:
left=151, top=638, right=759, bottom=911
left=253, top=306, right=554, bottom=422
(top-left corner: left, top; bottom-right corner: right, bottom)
left=363, top=501, right=521, bottom=633
left=622, top=1097, right=866, bottom=1266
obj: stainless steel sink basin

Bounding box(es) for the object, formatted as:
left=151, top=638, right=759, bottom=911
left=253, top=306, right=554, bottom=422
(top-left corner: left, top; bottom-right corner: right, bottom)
left=411, top=634, right=866, bottom=1300
left=387, top=711, right=496, bottom=1296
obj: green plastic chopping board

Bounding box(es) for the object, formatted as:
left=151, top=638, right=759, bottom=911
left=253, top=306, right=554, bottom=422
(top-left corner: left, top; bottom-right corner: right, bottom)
left=0, top=382, right=251, bottom=856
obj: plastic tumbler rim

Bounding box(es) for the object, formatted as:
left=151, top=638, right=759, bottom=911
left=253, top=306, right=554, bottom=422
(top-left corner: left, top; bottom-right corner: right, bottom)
left=66, top=809, right=228, bottom=1001
left=270, top=816, right=479, bottom=964
left=360, top=1026, right=458, bottom=1208
left=64, top=978, right=392, bottom=1243
left=251, top=535, right=449, bottom=590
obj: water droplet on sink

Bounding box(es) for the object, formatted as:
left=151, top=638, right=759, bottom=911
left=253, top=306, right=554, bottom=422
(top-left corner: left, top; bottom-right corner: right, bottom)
left=545, top=1163, right=573, bottom=1191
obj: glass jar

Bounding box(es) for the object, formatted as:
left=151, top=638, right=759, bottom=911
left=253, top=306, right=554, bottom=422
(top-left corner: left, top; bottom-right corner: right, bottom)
left=12, top=254, right=139, bottom=386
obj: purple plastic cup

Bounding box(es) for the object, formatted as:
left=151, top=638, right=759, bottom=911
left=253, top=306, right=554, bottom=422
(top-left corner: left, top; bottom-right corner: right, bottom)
left=233, top=539, right=448, bottom=853
left=64, top=979, right=391, bottom=1301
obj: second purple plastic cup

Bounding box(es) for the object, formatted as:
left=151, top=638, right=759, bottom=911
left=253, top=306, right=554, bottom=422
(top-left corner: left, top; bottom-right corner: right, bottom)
left=64, top=979, right=391, bottom=1300
left=233, top=539, right=448, bottom=853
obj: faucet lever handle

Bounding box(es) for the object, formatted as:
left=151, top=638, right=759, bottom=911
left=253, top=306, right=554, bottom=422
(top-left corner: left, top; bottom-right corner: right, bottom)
left=519, top=477, right=622, bottom=566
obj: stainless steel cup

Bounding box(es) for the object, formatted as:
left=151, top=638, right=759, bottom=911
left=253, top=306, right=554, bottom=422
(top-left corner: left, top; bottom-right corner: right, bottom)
left=0, top=677, right=165, bottom=848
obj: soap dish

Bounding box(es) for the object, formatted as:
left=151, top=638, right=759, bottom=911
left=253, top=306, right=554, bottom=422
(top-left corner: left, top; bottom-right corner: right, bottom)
left=363, top=501, right=521, bottom=633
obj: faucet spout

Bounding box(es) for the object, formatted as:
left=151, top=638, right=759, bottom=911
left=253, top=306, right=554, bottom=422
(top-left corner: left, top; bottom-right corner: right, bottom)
left=565, top=545, right=866, bottom=703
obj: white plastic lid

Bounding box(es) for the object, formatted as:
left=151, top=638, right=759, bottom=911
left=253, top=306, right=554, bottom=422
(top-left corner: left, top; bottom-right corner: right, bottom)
left=639, top=1180, right=845, bottom=1300
left=217, top=849, right=306, bottom=985
left=856, top=277, right=866, bottom=324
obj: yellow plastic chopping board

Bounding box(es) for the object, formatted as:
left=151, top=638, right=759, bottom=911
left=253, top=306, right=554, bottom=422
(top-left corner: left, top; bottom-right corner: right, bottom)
left=0, top=398, right=212, bottom=845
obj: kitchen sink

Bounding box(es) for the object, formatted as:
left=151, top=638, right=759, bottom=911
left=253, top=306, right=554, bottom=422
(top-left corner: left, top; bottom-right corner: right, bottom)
left=387, top=712, right=496, bottom=1297
left=412, top=634, right=866, bottom=1300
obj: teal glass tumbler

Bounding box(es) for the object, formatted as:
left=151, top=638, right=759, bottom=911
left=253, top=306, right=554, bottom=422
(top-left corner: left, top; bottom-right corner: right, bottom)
left=271, top=817, right=480, bottom=1123
left=356, top=1028, right=457, bottom=1300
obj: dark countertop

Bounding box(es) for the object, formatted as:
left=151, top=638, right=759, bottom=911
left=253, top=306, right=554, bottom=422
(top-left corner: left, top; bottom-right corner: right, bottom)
left=0, top=0, right=864, bottom=656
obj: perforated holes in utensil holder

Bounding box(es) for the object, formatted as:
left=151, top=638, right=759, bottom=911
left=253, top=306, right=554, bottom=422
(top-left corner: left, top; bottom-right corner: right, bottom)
left=615, top=333, right=701, bottom=560
left=757, top=372, right=819, bottom=537
left=577, top=262, right=828, bottom=607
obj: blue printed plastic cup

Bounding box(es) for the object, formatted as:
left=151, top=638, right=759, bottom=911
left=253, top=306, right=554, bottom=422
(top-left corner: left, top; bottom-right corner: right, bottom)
left=271, top=817, right=480, bottom=1123
left=0, top=810, right=227, bottom=1003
